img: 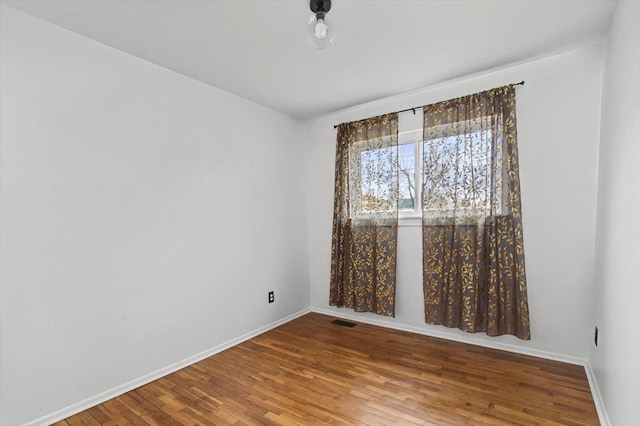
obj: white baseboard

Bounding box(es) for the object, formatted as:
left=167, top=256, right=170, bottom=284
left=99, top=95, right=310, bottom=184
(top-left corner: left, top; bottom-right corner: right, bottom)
left=311, top=307, right=614, bottom=424
left=24, top=307, right=312, bottom=426
left=24, top=306, right=610, bottom=426
left=311, top=307, right=587, bottom=365
left=584, top=362, right=610, bottom=426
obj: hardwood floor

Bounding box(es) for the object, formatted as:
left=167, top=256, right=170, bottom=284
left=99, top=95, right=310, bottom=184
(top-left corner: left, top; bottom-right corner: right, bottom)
left=55, top=313, right=599, bottom=425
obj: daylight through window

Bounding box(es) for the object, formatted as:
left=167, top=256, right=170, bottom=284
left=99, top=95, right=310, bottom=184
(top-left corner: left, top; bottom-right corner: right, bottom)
left=349, top=117, right=502, bottom=223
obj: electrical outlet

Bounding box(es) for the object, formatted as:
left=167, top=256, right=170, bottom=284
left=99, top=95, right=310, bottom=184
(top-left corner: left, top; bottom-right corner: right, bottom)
left=268, top=291, right=274, bottom=303
left=594, top=326, right=598, bottom=347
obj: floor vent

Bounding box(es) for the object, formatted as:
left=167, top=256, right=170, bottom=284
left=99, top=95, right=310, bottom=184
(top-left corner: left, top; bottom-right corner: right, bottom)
left=331, top=319, right=357, bottom=328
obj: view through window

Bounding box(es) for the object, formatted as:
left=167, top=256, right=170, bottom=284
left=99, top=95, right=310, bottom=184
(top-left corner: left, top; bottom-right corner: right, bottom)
left=350, top=119, right=500, bottom=222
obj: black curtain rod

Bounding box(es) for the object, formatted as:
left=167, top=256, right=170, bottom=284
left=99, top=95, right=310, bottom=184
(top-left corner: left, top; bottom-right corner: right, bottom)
left=333, top=80, right=525, bottom=128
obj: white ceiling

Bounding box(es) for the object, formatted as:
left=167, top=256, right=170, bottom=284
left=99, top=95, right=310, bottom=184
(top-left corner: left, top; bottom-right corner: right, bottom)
left=2, top=0, right=617, bottom=119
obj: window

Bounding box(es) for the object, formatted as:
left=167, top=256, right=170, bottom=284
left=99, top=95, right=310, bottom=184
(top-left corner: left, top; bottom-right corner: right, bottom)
left=422, top=117, right=503, bottom=223
left=397, top=129, right=421, bottom=221
left=348, top=132, right=398, bottom=223
left=348, top=117, right=502, bottom=225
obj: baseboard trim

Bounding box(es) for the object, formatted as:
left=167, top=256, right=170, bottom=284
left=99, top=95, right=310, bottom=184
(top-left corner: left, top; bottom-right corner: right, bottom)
left=24, top=306, right=610, bottom=426
left=311, top=307, right=617, bottom=422
left=311, top=307, right=587, bottom=366
left=24, top=307, right=312, bottom=426
left=584, top=362, right=610, bottom=426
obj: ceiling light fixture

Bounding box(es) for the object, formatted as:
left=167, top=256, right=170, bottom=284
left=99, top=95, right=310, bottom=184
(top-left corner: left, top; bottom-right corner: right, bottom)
left=309, top=0, right=334, bottom=50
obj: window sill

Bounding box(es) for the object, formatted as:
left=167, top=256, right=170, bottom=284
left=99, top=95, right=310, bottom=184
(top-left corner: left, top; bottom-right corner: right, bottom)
left=398, top=215, right=422, bottom=227
left=353, top=210, right=498, bottom=227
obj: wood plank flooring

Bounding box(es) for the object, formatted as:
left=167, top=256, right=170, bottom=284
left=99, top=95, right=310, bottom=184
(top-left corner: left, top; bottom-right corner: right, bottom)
left=55, top=313, right=599, bottom=425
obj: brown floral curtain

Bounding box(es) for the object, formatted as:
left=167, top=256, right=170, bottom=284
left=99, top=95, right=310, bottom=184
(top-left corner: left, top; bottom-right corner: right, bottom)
left=421, top=85, right=530, bottom=339
left=329, top=114, right=399, bottom=317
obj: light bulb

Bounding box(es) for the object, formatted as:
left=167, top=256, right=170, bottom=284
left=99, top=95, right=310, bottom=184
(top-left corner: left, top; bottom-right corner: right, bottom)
left=315, top=19, right=328, bottom=39
left=308, top=14, right=334, bottom=49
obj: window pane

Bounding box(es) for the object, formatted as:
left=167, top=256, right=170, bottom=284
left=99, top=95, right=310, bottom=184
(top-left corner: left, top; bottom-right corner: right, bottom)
left=422, top=129, right=494, bottom=212
left=398, top=143, right=416, bottom=210
left=359, top=146, right=396, bottom=213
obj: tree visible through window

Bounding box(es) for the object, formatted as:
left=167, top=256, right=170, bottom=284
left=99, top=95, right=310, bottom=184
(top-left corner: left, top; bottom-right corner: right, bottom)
left=350, top=119, right=499, bottom=222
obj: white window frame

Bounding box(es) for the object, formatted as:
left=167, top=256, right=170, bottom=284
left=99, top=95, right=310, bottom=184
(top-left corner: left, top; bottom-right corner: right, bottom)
left=348, top=116, right=499, bottom=227
left=397, top=128, right=423, bottom=226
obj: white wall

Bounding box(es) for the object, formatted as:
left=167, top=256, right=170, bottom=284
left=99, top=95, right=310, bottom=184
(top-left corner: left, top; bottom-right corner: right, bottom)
left=0, top=6, right=309, bottom=425
left=305, top=45, right=604, bottom=360
left=3, top=2, right=634, bottom=424
left=590, top=1, right=640, bottom=424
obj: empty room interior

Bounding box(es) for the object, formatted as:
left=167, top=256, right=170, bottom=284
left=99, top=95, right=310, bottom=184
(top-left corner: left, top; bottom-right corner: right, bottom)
left=1, top=0, right=639, bottom=425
